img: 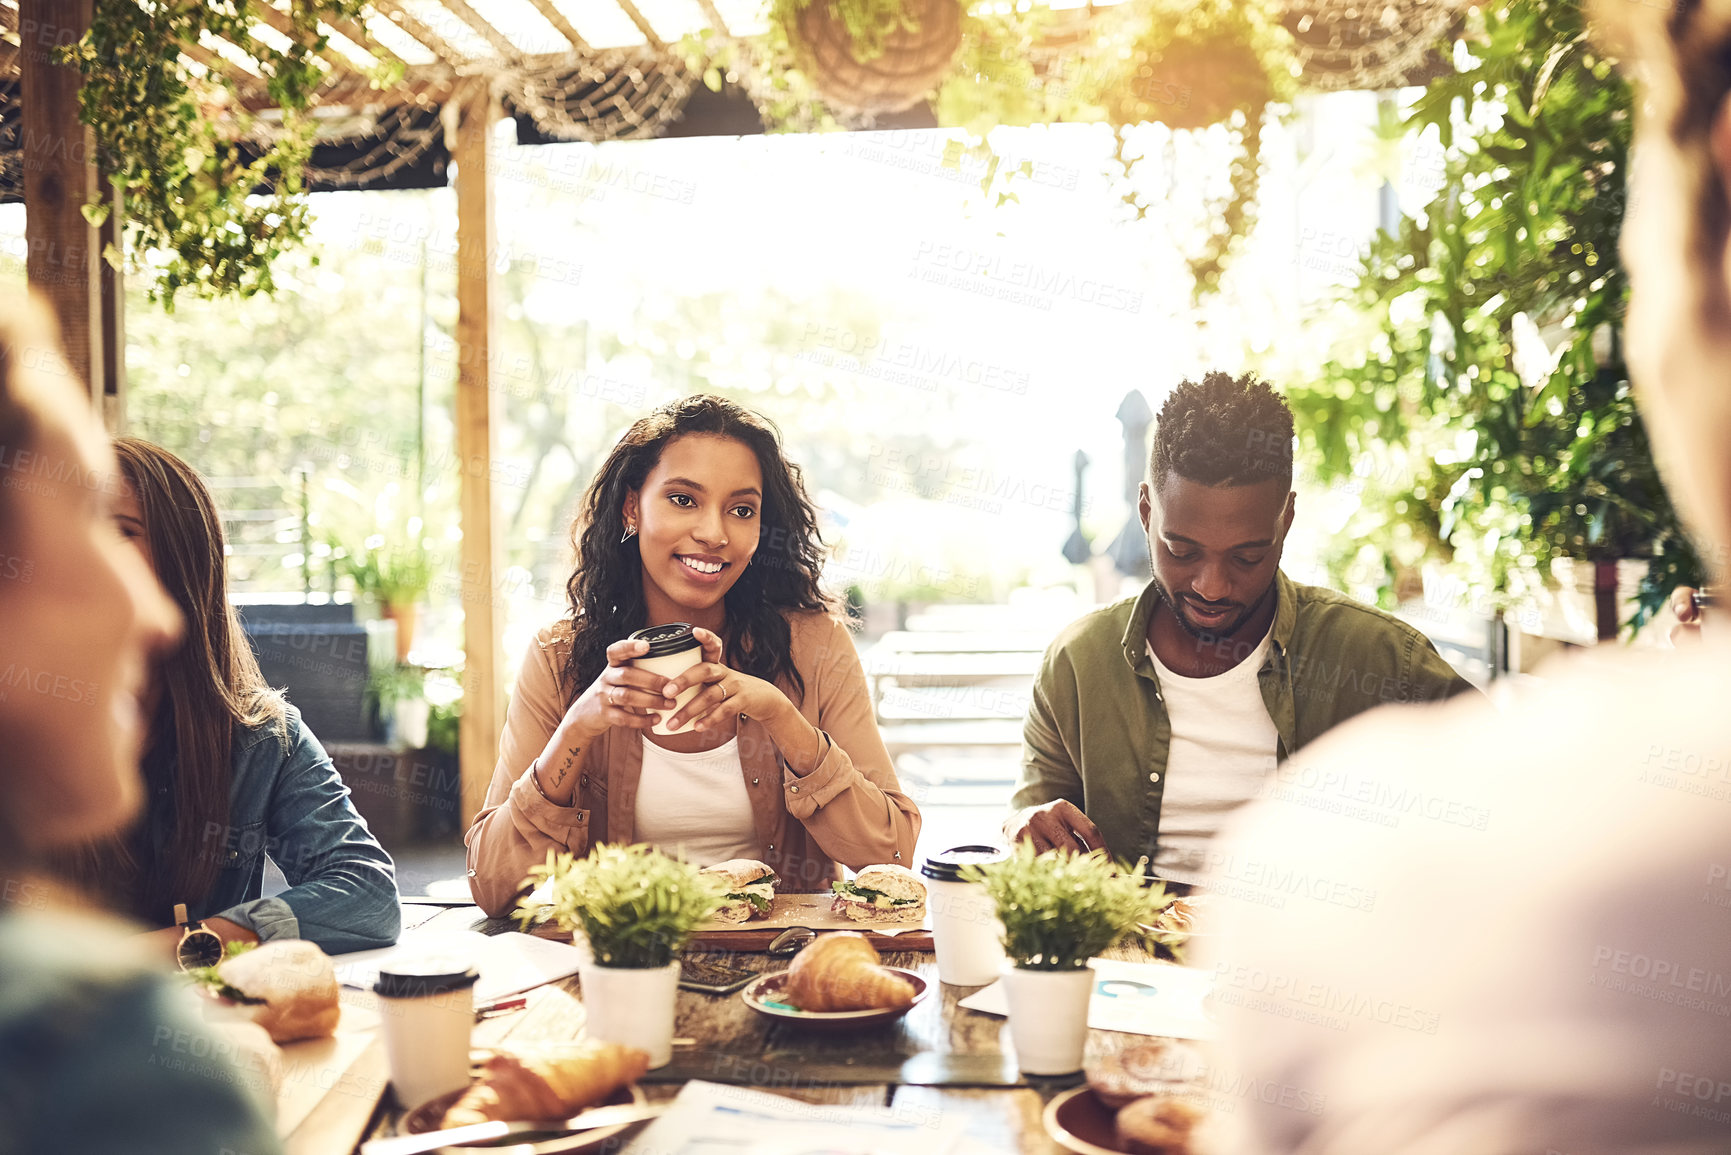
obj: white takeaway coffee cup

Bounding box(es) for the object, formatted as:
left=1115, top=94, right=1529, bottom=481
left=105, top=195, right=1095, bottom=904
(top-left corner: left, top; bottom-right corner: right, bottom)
left=922, top=844, right=1011, bottom=986
left=628, top=622, right=705, bottom=736
left=373, top=957, right=479, bottom=1110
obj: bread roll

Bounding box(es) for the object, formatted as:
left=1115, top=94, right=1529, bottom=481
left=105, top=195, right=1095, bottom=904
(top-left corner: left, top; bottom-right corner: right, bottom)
left=1115, top=1094, right=1206, bottom=1155
left=783, top=932, right=914, bottom=1012
left=441, top=1042, right=649, bottom=1126
left=215, top=940, right=340, bottom=1043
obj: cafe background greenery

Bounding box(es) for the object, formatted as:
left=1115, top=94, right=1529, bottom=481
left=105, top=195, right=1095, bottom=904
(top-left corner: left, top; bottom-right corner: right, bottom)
left=1285, top=0, right=1702, bottom=632
left=57, top=0, right=1698, bottom=633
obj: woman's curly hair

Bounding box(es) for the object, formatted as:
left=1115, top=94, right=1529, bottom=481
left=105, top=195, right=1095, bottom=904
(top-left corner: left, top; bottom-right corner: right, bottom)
left=561, top=395, right=832, bottom=705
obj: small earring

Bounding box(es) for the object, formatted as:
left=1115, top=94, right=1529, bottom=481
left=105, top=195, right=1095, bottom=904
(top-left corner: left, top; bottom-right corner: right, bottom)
left=620, top=523, right=637, bottom=544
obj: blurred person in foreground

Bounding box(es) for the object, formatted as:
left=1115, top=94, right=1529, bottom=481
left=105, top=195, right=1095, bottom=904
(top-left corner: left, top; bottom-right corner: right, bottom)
left=1210, top=5, right=1731, bottom=1151
left=48, top=437, right=399, bottom=957
left=1006, top=372, right=1473, bottom=884
left=0, top=297, right=280, bottom=1152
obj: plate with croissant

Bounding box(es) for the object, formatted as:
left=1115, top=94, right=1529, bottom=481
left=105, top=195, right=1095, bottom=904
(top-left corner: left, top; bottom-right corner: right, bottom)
left=400, top=1041, right=649, bottom=1149
left=740, top=932, right=929, bottom=1031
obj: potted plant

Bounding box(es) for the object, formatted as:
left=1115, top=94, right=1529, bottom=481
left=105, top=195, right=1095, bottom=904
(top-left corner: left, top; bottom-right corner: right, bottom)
left=342, top=537, right=433, bottom=662
left=520, top=845, right=723, bottom=1068
left=962, top=843, right=1169, bottom=1075
left=364, top=662, right=428, bottom=751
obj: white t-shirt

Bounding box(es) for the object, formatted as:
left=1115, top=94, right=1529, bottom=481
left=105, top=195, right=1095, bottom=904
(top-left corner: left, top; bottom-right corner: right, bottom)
left=1147, top=628, right=1279, bottom=885
left=633, top=735, right=760, bottom=866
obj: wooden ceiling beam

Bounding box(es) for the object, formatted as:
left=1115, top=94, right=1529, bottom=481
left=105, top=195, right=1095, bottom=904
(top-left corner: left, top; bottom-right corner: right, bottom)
left=693, top=0, right=731, bottom=38
left=522, top=0, right=588, bottom=52
left=250, top=2, right=362, bottom=79
left=369, top=0, right=468, bottom=68
left=178, top=38, right=265, bottom=86
left=429, top=0, right=523, bottom=63
left=233, top=68, right=455, bottom=113
left=613, top=0, right=666, bottom=51
left=323, top=13, right=408, bottom=69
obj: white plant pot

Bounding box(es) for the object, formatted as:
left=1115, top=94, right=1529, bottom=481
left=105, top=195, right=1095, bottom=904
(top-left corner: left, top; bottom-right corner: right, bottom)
left=577, top=959, right=680, bottom=1069
left=1001, top=963, right=1093, bottom=1075
left=394, top=696, right=430, bottom=750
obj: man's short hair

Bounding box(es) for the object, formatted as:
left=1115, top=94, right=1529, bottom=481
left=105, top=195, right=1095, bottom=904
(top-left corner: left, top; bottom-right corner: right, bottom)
left=1151, top=370, right=1295, bottom=489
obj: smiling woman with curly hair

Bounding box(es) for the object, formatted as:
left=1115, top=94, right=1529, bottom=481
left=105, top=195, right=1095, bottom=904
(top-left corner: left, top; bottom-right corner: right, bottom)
left=465, top=395, right=919, bottom=915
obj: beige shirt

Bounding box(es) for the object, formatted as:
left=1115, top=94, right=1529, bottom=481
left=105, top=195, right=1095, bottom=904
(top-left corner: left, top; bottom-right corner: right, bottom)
left=464, top=611, right=922, bottom=917
left=1210, top=639, right=1731, bottom=1154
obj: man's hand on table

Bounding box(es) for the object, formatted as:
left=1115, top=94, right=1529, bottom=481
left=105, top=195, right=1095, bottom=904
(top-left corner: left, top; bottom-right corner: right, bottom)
left=1005, top=799, right=1104, bottom=854
left=1670, top=586, right=1713, bottom=646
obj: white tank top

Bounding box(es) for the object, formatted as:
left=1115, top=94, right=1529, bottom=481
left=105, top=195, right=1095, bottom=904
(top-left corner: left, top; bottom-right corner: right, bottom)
left=633, top=735, right=760, bottom=866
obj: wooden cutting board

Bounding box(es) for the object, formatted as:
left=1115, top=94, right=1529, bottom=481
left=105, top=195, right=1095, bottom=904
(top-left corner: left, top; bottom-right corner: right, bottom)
left=526, top=893, right=934, bottom=952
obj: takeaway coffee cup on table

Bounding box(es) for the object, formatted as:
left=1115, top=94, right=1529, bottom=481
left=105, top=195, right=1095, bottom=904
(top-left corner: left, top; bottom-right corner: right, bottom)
left=628, top=622, right=705, bottom=736
left=922, top=844, right=1010, bottom=986
left=373, top=957, right=479, bottom=1109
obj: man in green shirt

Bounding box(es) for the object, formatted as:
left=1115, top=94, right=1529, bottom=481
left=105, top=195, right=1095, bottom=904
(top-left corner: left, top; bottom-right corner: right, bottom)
left=1007, top=372, right=1474, bottom=882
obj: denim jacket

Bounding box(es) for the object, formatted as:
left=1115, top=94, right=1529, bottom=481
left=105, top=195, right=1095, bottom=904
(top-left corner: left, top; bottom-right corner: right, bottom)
left=193, top=706, right=401, bottom=954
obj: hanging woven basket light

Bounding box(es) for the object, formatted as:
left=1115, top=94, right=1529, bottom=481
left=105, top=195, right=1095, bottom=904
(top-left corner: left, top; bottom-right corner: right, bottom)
left=1281, top=0, right=1464, bottom=92
left=790, top=0, right=965, bottom=117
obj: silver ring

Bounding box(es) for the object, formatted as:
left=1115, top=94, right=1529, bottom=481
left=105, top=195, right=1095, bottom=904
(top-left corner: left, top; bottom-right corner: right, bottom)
left=720, top=684, right=730, bottom=702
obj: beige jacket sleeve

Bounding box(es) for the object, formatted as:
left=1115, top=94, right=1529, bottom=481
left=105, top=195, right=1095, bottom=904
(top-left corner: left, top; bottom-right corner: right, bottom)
left=463, top=630, right=587, bottom=917
left=783, top=616, right=921, bottom=869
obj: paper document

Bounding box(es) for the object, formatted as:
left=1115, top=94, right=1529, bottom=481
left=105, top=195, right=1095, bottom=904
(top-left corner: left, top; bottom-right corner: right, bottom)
left=332, top=930, right=583, bottom=1003
left=958, top=959, right=1217, bottom=1040
left=623, top=1080, right=966, bottom=1155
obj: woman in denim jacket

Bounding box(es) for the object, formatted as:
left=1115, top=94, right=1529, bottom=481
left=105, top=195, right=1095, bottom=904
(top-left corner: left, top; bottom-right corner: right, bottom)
left=52, top=438, right=399, bottom=956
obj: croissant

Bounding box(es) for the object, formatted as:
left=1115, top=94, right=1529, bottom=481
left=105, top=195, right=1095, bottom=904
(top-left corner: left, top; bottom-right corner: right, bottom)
left=783, top=932, right=915, bottom=1012
left=440, top=1041, right=649, bottom=1126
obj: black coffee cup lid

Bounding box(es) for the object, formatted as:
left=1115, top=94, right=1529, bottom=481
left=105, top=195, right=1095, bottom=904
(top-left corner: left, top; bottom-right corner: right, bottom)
left=373, top=958, right=480, bottom=999
left=629, top=622, right=699, bottom=658
left=921, top=844, right=1010, bottom=881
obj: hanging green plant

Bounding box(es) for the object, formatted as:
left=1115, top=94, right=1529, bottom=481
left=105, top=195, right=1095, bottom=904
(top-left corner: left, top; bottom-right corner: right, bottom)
left=1086, top=0, right=1297, bottom=293
left=770, top=0, right=964, bottom=116
left=59, top=0, right=395, bottom=308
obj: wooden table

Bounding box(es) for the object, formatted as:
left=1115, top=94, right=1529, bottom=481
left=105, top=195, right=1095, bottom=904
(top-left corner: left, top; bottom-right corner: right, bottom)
left=343, top=905, right=1175, bottom=1153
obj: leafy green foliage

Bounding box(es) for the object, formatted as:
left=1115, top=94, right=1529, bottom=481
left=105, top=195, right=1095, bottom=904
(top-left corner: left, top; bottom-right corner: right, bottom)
left=771, top=0, right=921, bottom=63
left=682, top=0, right=1289, bottom=294
left=61, top=0, right=389, bottom=307
left=1286, top=0, right=1700, bottom=632
left=961, top=842, right=1172, bottom=971
left=521, top=845, right=725, bottom=969
left=184, top=939, right=263, bottom=1003
left=339, top=537, right=433, bottom=606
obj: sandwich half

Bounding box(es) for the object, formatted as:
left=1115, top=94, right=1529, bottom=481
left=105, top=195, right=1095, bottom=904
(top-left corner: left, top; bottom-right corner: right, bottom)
left=701, top=858, right=779, bottom=922
left=830, top=863, right=927, bottom=925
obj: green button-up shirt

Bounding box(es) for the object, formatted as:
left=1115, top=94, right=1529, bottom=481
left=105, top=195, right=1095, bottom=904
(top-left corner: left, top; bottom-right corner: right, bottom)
left=1012, top=572, right=1476, bottom=865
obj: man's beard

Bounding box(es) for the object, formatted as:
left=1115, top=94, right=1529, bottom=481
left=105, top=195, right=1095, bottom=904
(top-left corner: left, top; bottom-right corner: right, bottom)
left=1153, top=577, right=1259, bottom=640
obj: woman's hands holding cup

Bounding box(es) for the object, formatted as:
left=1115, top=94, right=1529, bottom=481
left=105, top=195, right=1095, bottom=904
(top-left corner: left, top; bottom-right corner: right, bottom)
left=661, top=627, right=785, bottom=732
left=564, top=637, right=677, bottom=739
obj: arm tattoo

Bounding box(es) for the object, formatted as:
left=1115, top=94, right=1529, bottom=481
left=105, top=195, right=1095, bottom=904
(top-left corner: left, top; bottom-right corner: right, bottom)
left=550, top=744, right=580, bottom=789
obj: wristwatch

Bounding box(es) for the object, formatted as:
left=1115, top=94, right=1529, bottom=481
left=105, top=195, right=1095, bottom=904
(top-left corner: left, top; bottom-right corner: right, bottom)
left=174, top=902, right=223, bottom=971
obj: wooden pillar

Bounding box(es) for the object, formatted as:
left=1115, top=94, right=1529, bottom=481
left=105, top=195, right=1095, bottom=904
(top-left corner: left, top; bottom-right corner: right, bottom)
left=17, top=0, right=122, bottom=427
left=453, top=77, right=505, bottom=829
